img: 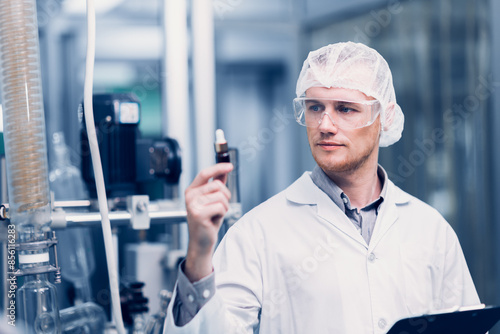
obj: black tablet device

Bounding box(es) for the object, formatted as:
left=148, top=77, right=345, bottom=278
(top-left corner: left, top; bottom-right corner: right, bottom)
left=386, top=305, right=500, bottom=334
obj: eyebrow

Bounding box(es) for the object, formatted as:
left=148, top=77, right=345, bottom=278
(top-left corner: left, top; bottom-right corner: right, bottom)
left=304, top=99, right=323, bottom=104
left=305, top=99, right=360, bottom=106
left=336, top=101, right=359, bottom=107
left=303, top=98, right=376, bottom=107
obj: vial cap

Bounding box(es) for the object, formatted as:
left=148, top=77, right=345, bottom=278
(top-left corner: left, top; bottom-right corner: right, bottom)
left=215, top=129, right=226, bottom=144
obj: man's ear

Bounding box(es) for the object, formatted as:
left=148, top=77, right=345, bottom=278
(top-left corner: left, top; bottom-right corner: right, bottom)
left=383, top=102, right=395, bottom=131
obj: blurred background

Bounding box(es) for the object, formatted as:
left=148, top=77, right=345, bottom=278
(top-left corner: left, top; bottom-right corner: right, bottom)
left=1, top=0, right=500, bottom=332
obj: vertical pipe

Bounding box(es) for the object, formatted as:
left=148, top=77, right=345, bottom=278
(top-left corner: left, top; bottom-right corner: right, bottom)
left=162, top=0, right=191, bottom=251
left=162, top=0, right=192, bottom=190
left=192, top=0, right=216, bottom=171
left=83, top=0, right=125, bottom=330
left=0, top=0, right=51, bottom=232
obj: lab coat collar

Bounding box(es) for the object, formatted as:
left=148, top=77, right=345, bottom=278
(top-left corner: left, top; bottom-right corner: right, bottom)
left=285, top=171, right=411, bottom=249
left=285, top=172, right=322, bottom=205
left=285, top=171, right=411, bottom=206
left=285, top=172, right=367, bottom=247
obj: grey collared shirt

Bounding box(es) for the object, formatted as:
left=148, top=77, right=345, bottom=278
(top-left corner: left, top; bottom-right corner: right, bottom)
left=172, top=165, right=388, bottom=326
left=172, top=260, right=215, bottom=326
left=309, top=165, right=387, bottom=245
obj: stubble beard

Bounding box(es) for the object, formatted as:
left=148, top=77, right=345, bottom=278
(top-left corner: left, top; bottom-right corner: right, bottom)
left=312, top=137, right=379, bottom=176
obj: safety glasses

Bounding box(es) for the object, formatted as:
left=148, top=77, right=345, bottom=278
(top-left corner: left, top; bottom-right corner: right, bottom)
left=293, top=97, right=382, bottom=129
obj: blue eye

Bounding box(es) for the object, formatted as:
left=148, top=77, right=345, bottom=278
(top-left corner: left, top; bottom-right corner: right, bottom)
left=337, top=105, right=356, bottom=114
left=308, top=104, right=323, bottom=113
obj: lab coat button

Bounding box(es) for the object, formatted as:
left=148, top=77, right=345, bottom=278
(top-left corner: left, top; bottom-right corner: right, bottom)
left=202, top=289, right=211, bottom=299
left=187, top=294, right=195, bottom=303
left=368, top=253, right=376, bottom=262
left=378, top=318, right=387, bottom=329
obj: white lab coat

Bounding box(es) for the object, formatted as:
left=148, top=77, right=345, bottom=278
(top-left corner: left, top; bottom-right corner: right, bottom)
left=165, top=172, right=480, bottom=334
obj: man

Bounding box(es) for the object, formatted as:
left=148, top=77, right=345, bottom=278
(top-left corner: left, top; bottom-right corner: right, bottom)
left=164, top=42, right=480, bottom=333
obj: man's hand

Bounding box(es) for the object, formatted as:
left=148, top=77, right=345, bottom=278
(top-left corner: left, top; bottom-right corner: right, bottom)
left=184, top=163, right=233, bottom=282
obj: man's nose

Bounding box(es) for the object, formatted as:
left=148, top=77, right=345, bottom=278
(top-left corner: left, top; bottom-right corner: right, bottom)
left=318, top=112, right=338, bottom=133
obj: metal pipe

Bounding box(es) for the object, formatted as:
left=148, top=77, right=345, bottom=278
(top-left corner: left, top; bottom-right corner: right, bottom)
left=2, top=199, right=236, bottom=227
left=192, top=0, right=216, bottom=171
left=162, top=0, right=191, bottom=192
left=53, top=200, right=92, bottom=208
left=59, top=209, right=187, bottom=228
left=51, top=206, right=241, bottom=229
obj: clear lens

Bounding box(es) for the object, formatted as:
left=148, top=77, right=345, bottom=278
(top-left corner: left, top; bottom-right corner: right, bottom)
left=293, top=97, right=381, bottom=129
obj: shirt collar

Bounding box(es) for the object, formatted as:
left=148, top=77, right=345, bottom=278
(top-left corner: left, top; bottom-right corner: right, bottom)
left=310, top=164, right=388, bottom=212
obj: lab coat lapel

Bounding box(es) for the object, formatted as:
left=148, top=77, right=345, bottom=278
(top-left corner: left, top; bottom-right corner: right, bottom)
left=368, top=180, right=409, bottom=251
left=285, top=172, right=368, bottom=249
left=316, top=196, right=368, bottom=248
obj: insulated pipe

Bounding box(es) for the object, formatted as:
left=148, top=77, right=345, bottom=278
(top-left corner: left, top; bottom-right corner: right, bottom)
left=162, top=0, right=191, bottom=252
left=162, top=0, right=191, bottom=191
left=84, top=0, right=125, bottom=331
left=192, top=0, right=216, bottom=171
left=0, top=0, right=51, bottom=232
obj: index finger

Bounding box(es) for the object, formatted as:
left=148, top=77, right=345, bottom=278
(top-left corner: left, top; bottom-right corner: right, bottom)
left=190, top=163, right=234, bottom=188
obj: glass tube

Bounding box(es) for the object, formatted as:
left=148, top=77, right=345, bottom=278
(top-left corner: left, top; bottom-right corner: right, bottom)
left=0, top=0, right=51, bottom=232
left=49, top=133, right=95, bottom=303
left=17, top=253, right=62, bottom=334
left=59, top=302, right=106, bottom=334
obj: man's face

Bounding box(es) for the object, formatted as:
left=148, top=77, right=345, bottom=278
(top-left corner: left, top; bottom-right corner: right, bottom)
left=305, top=87, right=381, bottom=175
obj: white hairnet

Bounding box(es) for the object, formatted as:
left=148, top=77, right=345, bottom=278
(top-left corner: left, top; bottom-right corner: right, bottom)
left=296, top=41, right=404, bottom=147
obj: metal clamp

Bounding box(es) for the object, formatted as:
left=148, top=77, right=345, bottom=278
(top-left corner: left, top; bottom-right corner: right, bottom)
left=127, top=195, right=151, bottom=230
left=14, top=231, right=61, bottom=283
left=0, top=204, right=9, bottom=220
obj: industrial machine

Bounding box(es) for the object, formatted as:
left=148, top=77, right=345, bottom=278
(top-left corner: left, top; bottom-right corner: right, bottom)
left=0, top=0, right=240, bottom=333
left=80, top=93, right=182, bottom=199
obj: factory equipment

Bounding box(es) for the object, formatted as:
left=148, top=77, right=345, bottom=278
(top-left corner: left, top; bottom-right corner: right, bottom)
left=80, top=93, right=182, bottom=199
left=120, top=282, right=149, bottom=334
left=0, top=84, right=240, bottom=333
left=0, top=0, right=62, bottom=331
left=59, top=302, right=107, bottom=333
left=0, top=0, right=127, bottom=332
left=15, top=232, right=62, bottom=333
left=144, top=290, right=172, bottom=334
left=49, top=132, right=95, bottom=305
left=0, top=0, right=240, bottom=332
